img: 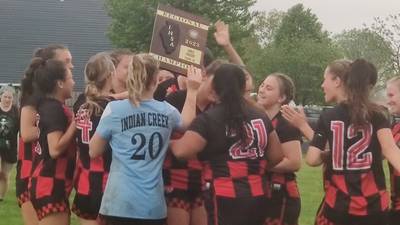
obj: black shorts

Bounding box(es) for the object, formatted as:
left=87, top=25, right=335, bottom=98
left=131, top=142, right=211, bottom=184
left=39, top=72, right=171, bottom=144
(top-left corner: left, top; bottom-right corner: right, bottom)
left=165, top=188, right=203, bottom=212
left=0, top=146, right=17, bottom=163
left=30, top=198, right=70, bottom=220
left=98, top=215, right=165, bottom=225
left=204, top=189, right=268, bottom=225
left=389, top=210, right=400, bottom=225
left=72, top=193, right=103, bottom=220
left=315, top=202, right=388, bottom=225
left=265, top=189, right=300, bottom=225
left=29, top=177, right=71, bottom=220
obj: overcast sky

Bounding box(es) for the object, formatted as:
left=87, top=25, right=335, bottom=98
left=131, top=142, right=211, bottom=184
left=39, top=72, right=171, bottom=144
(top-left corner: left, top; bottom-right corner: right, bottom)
left=253, top=0, right=400, bottom=34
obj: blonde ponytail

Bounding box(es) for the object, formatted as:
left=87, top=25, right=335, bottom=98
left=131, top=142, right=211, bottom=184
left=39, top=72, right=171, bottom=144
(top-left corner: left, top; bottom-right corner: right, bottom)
left=83, top=52, right=115, bottom=116
left=126, top=54, right=160, bottom=106
left=126, top=55, right=147, bottom=106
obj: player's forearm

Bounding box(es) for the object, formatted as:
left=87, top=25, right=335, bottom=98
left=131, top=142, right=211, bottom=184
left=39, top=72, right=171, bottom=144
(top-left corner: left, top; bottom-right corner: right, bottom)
left=49, top=122, right=76, bottom=158
left=270, top=157, right=301, bottom=173
left=180, top=89, right=197, bottom=129
left=299, top=123, right=314, bottom=141
left=89, top=133, right=107, bottom=158
left=223, top=43, right=244, bottom=66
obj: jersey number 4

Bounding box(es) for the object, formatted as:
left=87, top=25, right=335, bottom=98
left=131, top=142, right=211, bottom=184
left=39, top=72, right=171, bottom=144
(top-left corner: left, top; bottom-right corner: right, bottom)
left=331, top=121, right=373, bottom=170
left=131, top=132, right=163, bottom=160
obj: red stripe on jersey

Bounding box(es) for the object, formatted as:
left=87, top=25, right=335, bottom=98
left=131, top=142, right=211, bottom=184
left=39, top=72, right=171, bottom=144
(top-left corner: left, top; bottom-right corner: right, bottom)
left=187, top=160, right=203, bottom=170
left=227, top=161, right=248, bottom=178
left=325, top=185, right=337, bottom=208
left=63, top=105, right=73, bottom=122
left=380, top=190, right=389, bottom=211
left=55, top=158, right=67, bottom=180
left=90, top=157, right=105, bottom=172
left=36, top=176, right=54, bottom=198
left=392, top=123, right=400, bottom=142
left=213, top=178, right=236, bottom=198
left=170, top=170, right=188, bottom=190
left=21, top=160, right=32, bottom=179
left=259, top=160, right=267, bottom=174
left=271, top=118, right=278, bottom=128
left=203, top=162, right=213, bottom=181
left=271, top=173, right=285, bottom=184
left=286, top=180, right=300, bottom=198
left=248, top=175, right=264, bottom=196
left=348, top=196, right=368, bottom=215
left=77, top=169, right=90, bottom=195
left=332, top=174, right=348, bottom=194
left=163, top=155, right=172, bottom=168
left=361, top=171, right=378, bottom=197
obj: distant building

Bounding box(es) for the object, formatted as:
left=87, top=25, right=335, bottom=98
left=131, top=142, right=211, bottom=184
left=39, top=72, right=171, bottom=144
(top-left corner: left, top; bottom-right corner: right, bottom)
left=0, top=0, right=113, bottom=91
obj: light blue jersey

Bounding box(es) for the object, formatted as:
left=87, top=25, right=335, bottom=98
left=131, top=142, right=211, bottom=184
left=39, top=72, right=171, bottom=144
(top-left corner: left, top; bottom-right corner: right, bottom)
left=96, top=99, right=182, bottom=219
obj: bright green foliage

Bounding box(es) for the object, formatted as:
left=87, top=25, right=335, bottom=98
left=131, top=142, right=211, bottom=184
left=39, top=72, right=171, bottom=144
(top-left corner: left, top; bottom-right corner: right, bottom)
left=104, top=0, right=257, bottom=57
left=334, top=28, right=394, bottom=84
left=245, top=4, right=340, bottom=105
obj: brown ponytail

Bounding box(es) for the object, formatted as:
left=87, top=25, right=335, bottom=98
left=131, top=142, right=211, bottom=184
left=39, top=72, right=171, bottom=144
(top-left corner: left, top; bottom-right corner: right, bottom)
left=344, top=59, right=382, bottom=127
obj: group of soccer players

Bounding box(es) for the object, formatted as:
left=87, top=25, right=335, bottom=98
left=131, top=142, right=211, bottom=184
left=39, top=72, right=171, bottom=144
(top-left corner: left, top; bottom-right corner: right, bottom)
left=4, top=19, right=400, bottom=225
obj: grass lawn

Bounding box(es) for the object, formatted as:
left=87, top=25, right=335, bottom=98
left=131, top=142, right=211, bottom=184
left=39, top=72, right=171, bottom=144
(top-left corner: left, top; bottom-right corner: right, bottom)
left=0, top=161, right=390, bottom=225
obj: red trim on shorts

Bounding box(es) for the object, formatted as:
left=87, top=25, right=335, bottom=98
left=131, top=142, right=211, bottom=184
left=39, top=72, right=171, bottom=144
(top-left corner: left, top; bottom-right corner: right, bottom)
left=35, top=201, right=70, bottom=220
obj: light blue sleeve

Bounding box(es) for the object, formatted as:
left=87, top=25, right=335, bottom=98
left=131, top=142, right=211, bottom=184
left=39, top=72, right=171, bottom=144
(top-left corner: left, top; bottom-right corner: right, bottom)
left=168, top=103, right=183, bottom=130
left=96, top=103, right=114, bottom=141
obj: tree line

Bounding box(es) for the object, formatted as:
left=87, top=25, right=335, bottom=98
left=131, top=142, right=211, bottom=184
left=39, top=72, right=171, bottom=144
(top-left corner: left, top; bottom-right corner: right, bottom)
left=105, top=0, right=400, bottom=105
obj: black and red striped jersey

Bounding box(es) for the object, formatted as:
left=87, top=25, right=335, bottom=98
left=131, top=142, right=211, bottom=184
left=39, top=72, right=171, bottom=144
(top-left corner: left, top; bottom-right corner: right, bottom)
left=189, top=103, right=274, bottom=198
left=73, top=94, right=113, bottom=195
left=163, top=90, right=205, bottom=192
left=310, top=103, right=389, bottom=217
left=73, top=94, right=112, bottom=172
left=16, top=97, right=40, bottom=201
left=267, top=112, right=302, bottom=198
left=30, top=98, right=76, bottom=200
left=389, top=120, right=400, bottom=211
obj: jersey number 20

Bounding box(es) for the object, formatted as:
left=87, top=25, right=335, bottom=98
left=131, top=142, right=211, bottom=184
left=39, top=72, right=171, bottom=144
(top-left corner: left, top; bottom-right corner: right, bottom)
left=131, top=132, right=163, bottom=160
left=331, top=121, right=373, bottom=170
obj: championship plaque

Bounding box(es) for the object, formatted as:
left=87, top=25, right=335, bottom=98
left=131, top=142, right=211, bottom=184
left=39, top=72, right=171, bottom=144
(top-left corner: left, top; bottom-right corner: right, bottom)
left=149, top=4, right=210, bottom=75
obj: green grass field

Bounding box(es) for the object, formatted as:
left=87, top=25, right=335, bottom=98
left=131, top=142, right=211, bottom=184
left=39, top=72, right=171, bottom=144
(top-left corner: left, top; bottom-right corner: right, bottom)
left=0, top=162, right=389, bottom=225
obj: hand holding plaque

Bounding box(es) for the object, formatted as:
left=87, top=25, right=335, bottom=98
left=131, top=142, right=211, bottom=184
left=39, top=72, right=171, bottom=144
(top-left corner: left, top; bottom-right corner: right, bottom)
left=186, top=65, right=202, bottom=91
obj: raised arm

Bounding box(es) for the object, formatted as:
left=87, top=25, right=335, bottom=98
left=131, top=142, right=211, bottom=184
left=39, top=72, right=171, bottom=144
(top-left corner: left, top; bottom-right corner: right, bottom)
left=281, top=105, right=314, bottom=141
left=214, top=20, right=244, bottom=66
left=180, top=66, right=202, bottom=129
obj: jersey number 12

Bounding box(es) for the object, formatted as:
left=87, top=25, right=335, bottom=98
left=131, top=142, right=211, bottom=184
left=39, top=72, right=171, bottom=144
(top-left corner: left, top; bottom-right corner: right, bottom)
left=331, top=121, right=373, bottom=170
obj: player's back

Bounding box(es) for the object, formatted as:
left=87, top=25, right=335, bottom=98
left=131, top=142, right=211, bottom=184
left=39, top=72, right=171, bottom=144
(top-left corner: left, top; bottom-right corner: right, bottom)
left=315, top=103, right=388, bottom=217
left=99, top=99, right=181, bottom=219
